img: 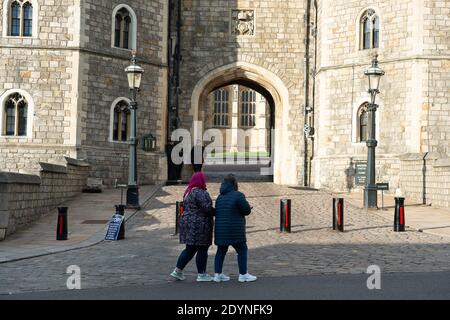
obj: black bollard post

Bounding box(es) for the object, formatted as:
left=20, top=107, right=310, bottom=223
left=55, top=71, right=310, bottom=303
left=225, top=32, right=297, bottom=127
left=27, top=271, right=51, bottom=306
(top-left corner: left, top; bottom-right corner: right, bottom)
left=56, top=207, right=69, bottom=240
left=280, top=199, right=292, bottom=233
left=175, top=201, right=184, bottom=235
left=333, top=198, right=344, bottom=232
left=394, top=197, right=406, bottom=232
left=116, top=205, right=126, bottom=240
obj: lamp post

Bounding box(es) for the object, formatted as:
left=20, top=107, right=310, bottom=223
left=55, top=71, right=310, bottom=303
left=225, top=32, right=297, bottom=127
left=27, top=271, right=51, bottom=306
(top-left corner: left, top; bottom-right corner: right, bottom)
left=364, top=54, right=385, bottom=209
left=125, top=53, right=144, bottom=209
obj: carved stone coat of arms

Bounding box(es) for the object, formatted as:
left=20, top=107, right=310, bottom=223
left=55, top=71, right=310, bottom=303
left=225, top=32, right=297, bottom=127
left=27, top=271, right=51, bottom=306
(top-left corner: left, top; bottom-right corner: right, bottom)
left=231, top=10, right=255, bottom=36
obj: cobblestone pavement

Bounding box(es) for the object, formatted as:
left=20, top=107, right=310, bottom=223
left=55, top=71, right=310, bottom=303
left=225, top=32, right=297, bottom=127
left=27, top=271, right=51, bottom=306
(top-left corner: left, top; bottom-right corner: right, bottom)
left=1, top=183, right=449, bottom=295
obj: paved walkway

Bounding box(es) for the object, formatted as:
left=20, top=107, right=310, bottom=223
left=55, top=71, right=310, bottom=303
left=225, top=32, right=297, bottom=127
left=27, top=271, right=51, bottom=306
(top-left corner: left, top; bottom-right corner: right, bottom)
left=0, top=185, right=160, bottom=263
left=0, top=183, right=449, bottom=295
left=337, top=191, right=450, bottom=238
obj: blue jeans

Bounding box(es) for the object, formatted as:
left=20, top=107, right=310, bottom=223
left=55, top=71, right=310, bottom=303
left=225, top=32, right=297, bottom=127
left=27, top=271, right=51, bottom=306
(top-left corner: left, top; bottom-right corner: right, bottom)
left=176, top=245, right=209, bottom=274
left=215, top=242, right=248, bottom=275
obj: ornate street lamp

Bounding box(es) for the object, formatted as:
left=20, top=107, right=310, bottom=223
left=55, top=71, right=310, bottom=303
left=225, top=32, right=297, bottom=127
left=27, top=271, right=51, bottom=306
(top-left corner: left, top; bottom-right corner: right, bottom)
left=125, top=52, right=144, bottom=209
left=364, top=54, right=385, bottom=209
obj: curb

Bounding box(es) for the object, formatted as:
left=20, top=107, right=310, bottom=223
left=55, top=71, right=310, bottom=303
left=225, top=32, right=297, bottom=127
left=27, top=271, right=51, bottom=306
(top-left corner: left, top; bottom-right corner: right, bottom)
left=339, top=195, right=450, bottom=239
left=0, top=185, right=162, bottom=265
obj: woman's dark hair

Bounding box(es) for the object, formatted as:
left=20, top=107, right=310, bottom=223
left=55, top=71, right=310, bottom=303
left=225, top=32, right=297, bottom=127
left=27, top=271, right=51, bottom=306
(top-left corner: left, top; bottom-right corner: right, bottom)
left=224, top=174, right=238, bottom=191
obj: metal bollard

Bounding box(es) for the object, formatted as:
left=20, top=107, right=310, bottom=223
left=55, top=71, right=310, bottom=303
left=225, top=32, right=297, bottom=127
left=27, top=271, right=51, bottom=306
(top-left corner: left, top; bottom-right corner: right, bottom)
left=333, top=198, right=344, bottom=232
left=175, top=201, right=184, bottom=235
left=394, top=197, right=406, bottom=232
left=116, top=205, right=126, bottom=240
left=280, top=199, right=292, bottom=233
left=56, top=207, right=69, bottom=240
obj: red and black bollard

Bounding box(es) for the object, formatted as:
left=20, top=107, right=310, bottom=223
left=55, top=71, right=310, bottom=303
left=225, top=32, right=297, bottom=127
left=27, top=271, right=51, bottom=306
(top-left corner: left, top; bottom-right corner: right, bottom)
left=280, top=199, right=292, bottom=233
left=333, top=198, right=344, bottom=232
left=56, top=207, right=69, bottom=241
left=175, top=201, right=184, bottom=235
left=394, top=197, right=406, bottom=232
left=116, top=205, right=126, bottom=240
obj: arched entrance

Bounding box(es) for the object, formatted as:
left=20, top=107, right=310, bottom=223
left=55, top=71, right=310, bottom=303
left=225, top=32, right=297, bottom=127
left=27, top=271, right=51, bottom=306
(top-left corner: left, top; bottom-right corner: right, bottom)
left=190, top=62, right=298, bottom=185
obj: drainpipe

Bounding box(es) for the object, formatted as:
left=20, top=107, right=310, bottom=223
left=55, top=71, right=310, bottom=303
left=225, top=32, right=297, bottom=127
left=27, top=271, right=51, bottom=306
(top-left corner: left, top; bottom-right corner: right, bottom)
left=166, top=0, right=173, bottom=143
left=167, top=0, right=182, bottom=141
left=309, top=0, right=318, bottom=187
left=303, top=0, right=312, bottom=187
left=422, top=152, right=429, bottom=205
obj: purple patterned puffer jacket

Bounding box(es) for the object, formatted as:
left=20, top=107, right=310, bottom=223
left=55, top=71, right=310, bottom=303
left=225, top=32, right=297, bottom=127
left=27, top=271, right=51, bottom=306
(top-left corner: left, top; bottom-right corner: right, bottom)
left=179, top=188, right=215, bottom=246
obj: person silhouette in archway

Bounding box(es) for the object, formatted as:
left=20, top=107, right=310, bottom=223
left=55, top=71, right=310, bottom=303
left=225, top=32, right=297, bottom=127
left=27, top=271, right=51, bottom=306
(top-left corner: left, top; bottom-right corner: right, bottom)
left=191, top=139, right=205, bottom=172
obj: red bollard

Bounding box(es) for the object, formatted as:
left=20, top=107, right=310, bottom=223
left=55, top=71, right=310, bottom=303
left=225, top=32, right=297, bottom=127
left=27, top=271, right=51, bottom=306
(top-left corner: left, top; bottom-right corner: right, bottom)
left=333, top=198, right=344, bottom=232
left=57, top=207, right=68, bottom=240
left=280, top=199, right=292, bottom=233
left=394, top=197, right=406, bottom=232
left=175, top=201, right=184, bottom=235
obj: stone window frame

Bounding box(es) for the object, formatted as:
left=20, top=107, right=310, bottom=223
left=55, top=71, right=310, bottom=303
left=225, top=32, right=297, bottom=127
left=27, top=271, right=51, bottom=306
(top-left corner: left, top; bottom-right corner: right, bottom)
left=356, top=7, right=382, bottom=52
left=109, top=97, right=131, bottom=143
left=0, top=89, right=34, bottom=139
left=2, top=0, right=39, bottom=39
left=111, top=4, right=137, bottom=51
left=212, top=88, right=231, bottom=128
left=352, top=99, right=381, bottom=144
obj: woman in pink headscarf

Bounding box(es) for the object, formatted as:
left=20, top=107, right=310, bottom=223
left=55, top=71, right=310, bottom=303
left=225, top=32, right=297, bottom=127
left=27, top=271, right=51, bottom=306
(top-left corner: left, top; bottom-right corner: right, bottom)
left=170, top=172, right=215, bottom=282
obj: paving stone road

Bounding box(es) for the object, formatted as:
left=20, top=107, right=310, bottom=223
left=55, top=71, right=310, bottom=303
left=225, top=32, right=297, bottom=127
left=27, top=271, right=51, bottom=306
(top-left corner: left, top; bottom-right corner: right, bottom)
left=1, top=183, right=449, bottom=295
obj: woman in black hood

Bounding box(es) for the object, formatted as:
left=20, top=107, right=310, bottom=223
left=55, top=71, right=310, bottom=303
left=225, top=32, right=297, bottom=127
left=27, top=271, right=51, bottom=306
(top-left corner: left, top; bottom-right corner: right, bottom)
left=213, top=174, right=257, bottom=283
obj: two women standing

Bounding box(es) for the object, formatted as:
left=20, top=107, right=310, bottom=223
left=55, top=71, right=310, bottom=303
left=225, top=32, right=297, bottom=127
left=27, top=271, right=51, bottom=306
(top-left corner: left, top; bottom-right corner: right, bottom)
left=171, top=173, right=257, bottom=283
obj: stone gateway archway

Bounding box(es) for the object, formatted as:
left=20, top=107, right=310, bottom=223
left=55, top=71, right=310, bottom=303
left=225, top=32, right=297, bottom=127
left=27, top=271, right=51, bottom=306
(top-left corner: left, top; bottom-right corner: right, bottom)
left=190, top=62, right=298, bottom=185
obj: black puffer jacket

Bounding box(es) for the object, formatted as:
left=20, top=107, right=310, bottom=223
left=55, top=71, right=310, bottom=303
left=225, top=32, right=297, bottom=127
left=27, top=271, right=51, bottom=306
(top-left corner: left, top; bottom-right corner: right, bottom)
left=214, top=181, right=252, bottom=246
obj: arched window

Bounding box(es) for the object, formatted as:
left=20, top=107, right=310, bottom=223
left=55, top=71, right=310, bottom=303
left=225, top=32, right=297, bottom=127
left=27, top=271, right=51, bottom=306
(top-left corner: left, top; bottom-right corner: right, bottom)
left=8, top=1, right=33, bottom=37
left=240, top=90, right=256, bottom=128
left=358, top=103, right=369, bottom=142
left=112, top=100, right=130, bottom=142
left=112, top=6, right=136, bottom=50
left=360, top=9, right=379, bottom=50
left=3, top=93, right=28, bottom=136
left=213, top=89, right=230, bottom=127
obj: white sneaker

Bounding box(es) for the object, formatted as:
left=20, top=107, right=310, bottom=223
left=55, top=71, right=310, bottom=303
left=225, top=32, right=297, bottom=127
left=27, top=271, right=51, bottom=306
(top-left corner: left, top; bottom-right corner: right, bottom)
left=197, top=273, right=213, bottom=282
left=214, top=273, right=231, bottom=282
left=238, top=273, right=257, bottom=283
left=170, top=269, right=186, bottom=281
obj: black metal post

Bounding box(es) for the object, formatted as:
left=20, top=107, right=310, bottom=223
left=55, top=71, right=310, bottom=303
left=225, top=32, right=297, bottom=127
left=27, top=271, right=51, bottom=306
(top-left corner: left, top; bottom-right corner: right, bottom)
left=175, top=201, right=184, bottom=235
left=394, top=197, right=406, bottom=232
left=280, top=199, right=292, bottom=233
left=126, top=56, right=140, bottom=209
left=333, top=198, right=344, bottom=232
left=116, top=205, right=126, bottom=240
left=56, top=207, right=69, bottom=241
left=364, top=98, right=378, bottom=209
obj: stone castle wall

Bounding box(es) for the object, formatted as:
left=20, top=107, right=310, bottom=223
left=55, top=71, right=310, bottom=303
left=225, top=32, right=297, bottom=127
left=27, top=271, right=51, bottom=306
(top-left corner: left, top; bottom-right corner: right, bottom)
left=0, top=157, right=90, bottom=240
left=0, top=0, right=80, bottom=172
left=399, top=153, right=450, bottom=208
left=76, top=0, right=168, bottom=186
left=0, top=0, right=168, bottom=185
left=313, top=0, right=450, bottom=196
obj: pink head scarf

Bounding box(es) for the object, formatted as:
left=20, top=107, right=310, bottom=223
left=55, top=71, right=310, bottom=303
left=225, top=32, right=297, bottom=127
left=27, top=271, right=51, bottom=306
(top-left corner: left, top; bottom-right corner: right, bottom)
left=184, top=172, right=207, bottom=199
